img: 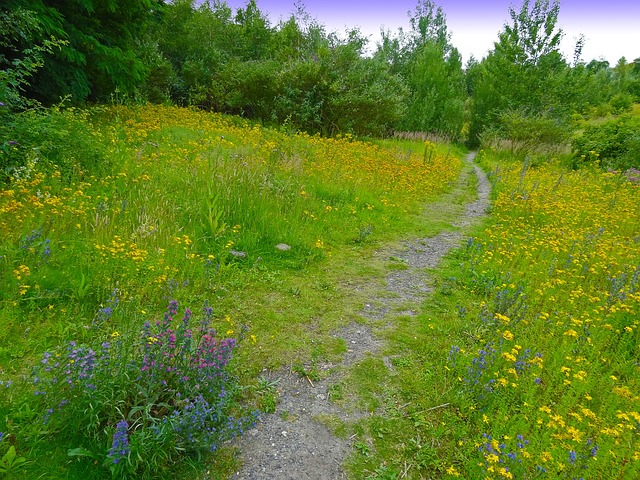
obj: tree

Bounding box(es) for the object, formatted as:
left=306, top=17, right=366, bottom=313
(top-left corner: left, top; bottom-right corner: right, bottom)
left=4, top=0, right=163, bottom=103
left=324, top=30, right=408, bottom=137
left=375, top=0, right=467, bottom=140
left=0, top=7, right=58, bottom=109
left=468, top=0, right=571, bottom=147
left=495, top=0, right=563, bottom=66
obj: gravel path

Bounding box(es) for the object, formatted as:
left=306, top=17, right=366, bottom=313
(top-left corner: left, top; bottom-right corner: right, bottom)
left=231, top=152, right=489, bottom=479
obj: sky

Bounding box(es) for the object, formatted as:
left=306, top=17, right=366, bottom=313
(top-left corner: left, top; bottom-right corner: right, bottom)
left=222, top=0, right=640, bottom=65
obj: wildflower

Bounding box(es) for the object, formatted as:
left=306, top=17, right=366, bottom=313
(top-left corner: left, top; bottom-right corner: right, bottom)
left=502, top=330, right=514, bottom=341
left=502, top=352, right=516, bottom=362
left=499, top=467, right=513, bottom=479
left=108, top=420, right=130, bottom=464
left=446, top=465, right=460, bottom=476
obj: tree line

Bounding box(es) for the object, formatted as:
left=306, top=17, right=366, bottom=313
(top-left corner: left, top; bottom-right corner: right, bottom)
left=2, top=0, right=639, bottom=146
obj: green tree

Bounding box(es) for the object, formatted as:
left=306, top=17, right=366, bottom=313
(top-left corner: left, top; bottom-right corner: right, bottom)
left=0, top=7, right=59, bottom=109
left=375, top=0, right=466, bottom=140
left=324, top=30, right=408, bottom=137
left=495, top=0, right=562, bottom=66
left=6, top=0, right=163, bottom=103
left=468, top=0, right=571, bottom=147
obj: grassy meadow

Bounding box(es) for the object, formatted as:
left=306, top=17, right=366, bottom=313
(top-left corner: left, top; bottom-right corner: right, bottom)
left=1, top=104, right=639, bottom=479
left=0, top=105, right=462, bottom=478
left=341, top=150, right=639, bottom=479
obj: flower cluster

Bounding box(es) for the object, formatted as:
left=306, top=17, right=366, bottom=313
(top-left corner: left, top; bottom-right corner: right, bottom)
left=445, top=153, right=640, bottom=478
left=29, top=301, right=254, bottom=474
left=108, top=420, right=130, bottom=464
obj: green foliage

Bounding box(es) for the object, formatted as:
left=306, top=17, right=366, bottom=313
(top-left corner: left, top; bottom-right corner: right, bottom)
left=491, top=109, right=571, bottom=154
left=609, top=92, right=634, bottom=114
left=466, top=0, right=596, bottom=148
left=5, top=0, right=163, bottom=103
left=152, top=1, right=405, bottom=136
left=0, top=444, right=27, bottom=475
left=0, top=106, right=114, bottom=182
left=371, top=1, right=467, bottom=140
left=0, top=7, right=65, bottom=110
left=496, top=0, right=563, bottom=66
left=571, top=113, right=640, bottom=170
left=402, top=41, right=466, bottom=140
left=324, top=33, right=408, bottom=137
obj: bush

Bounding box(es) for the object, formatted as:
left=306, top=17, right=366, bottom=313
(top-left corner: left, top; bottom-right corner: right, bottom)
left=609, top=92, right=634, bottom=114
left=571, top=113, right=640, bottom=170
left=498, top=110, right=572, bottom=154
left=22, top=301, right=256, bottom=477
left=0, top=106, right=114, bottom=182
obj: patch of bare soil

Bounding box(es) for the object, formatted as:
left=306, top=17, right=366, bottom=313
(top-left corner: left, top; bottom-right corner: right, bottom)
left=230, top=152, right=488, bottom=479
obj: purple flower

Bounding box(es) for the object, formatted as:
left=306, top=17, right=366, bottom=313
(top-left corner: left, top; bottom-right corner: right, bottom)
left=109, top=420, right=130, bottom=464
left=568, top=450, right=577, bottom=464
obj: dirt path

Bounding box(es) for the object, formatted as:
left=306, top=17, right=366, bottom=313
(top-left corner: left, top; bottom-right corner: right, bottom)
left=230, top=152, right=489, bottom=479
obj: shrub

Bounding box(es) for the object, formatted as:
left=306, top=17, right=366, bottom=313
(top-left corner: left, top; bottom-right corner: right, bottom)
left=498, top=110, right=572, bottom=154
left=609, top=92, right=634, bottom=114
left=0, top=106, right=115, bottom=182
left=571, top=113, right=640, bottom=170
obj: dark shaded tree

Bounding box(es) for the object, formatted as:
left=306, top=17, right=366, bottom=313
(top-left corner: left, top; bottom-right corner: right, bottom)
left=6, top=0, right=163, bottom=103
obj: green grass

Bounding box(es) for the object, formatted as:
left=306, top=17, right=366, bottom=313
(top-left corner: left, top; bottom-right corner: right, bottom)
left=0, top=104, right=463, bottom=478
left=5, top=104, right=637, bottom=479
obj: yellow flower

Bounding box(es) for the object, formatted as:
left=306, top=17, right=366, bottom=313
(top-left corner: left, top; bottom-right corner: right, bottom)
left=502, top=330, right=514, bottom=341
left=13, top=265, right=31, bottom=280
left=446, top=465, right=460, bottom=477
left=499, top=467, right=513, bottom=479
left=501, top=352, right=516, bottom=362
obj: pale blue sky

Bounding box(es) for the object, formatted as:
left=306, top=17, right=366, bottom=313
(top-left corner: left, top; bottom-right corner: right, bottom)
left=221, top=0, right=640, bottom=64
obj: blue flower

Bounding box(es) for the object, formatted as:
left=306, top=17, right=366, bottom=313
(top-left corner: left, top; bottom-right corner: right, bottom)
left=109, top=420, right=130, bottom=464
